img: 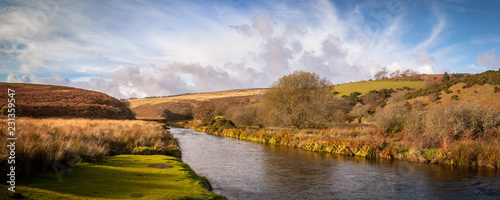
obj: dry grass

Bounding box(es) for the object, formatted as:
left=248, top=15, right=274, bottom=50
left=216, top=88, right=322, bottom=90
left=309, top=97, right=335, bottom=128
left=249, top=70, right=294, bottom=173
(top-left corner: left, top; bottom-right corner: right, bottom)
left=0, top=118, right=180, bottom=179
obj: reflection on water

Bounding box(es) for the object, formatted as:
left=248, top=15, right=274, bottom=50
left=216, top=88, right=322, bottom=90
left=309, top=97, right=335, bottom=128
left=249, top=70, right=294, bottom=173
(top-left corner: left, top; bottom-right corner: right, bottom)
left=170, top=127, right=500, bottom=200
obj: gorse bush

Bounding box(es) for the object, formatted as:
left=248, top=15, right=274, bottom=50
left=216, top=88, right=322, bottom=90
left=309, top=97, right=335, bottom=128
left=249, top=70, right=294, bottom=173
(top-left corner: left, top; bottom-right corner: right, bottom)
left=0, top=118, right=180, bottom=179
left=202, top=116, right=236, bottom=133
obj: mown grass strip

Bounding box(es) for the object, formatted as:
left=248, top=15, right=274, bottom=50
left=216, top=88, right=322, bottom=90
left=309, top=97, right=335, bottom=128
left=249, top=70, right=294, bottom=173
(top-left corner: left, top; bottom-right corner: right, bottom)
left=2, top=155, right=225, bottom=200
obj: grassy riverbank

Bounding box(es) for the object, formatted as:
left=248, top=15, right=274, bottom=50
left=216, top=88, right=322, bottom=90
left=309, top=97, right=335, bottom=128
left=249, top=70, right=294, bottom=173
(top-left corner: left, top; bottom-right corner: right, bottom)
left=1, top=155, right=225, bottom=200
left=0, top=118, right=224, bottom=199
left=182, top=121, right=500, bottom=169
left=0, top=118, right=181, bottom=179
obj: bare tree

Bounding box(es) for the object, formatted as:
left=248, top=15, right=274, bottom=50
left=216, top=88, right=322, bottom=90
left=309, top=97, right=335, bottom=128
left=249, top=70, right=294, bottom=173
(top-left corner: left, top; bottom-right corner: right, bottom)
left=374, top=67, right=388, bottom=80
left=390, top=70, right=401, bottom=79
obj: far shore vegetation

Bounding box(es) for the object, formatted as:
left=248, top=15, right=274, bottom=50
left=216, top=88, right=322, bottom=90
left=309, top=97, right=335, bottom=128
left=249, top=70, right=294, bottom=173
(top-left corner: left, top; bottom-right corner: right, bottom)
left=162, top=69, right=500, bottom=169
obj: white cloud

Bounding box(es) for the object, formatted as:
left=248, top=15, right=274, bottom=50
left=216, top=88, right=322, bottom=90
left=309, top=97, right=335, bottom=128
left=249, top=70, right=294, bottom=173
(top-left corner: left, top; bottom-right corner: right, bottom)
left=416, top=48, right=436, bottom=65
left=7, top=72, right=71, bottom=85
left=476, top=49, right=500, bottom=69
left=1, top=0, right=457, bottom=98
left=252, top=13, right=275, bottom=37
left=417, top=65, right=435, bottom=74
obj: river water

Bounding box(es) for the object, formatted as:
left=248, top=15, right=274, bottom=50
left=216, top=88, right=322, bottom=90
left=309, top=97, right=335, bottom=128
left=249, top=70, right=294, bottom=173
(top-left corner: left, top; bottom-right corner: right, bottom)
left=169, top=127, right=500, bottom=200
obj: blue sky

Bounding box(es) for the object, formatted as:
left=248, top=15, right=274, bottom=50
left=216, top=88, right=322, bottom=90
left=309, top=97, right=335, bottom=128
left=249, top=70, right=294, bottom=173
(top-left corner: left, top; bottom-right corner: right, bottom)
left=0, top=0, right=499, bottom=98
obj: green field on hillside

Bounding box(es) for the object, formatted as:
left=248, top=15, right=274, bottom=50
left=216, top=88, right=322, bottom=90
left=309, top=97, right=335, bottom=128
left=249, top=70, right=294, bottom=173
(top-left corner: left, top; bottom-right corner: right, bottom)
left=334, top=80, right=426, bottom=96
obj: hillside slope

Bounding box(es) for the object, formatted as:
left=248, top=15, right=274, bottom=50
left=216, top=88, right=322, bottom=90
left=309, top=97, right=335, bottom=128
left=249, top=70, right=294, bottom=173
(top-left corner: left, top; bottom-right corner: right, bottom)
left=128, top=89, right=266, bottom=119
left=0, top=83, right=135, bottom=119
left=408, top=83, right=500, bottom=111
left=128, top=80, right=429, bottom=119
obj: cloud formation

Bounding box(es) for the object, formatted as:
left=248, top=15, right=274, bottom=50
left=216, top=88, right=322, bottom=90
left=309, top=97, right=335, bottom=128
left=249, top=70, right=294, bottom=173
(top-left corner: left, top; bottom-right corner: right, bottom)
left=476, top=49, right=500, bottom=69
left=417, top=48, right=436, bottom=65
left=2, top=0, right=481, bottom=98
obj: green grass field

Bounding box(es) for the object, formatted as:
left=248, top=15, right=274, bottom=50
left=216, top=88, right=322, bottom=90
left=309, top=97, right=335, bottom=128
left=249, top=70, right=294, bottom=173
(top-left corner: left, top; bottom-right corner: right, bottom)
left=334, top=80, right=426, bottom=96
left=4, top=155, right=225, bottom=200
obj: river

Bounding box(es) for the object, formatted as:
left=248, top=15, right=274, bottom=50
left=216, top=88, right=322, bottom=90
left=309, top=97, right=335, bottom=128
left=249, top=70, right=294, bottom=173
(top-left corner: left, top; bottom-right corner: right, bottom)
left=169, top=127, right=500, bottom=200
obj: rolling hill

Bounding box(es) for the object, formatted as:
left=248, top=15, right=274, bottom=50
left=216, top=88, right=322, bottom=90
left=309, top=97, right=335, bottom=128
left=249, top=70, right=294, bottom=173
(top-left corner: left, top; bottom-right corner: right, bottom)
left=128, top=88, right=266, bottom=120
left=0, top=83, right=135, bottom=119
left=127, top=80, right=429, bottom=120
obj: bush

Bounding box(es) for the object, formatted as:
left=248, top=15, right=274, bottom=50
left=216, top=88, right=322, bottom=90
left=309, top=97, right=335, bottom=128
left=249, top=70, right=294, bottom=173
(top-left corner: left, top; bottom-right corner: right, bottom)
left=428, top=93, right=440, bottom=102
left=351, top=103, right=370, bottom=123
left=362, top=92, right=382, bottom=106
left=375, top=92, right=410, bottom=134
left=204, top=116, right=236, bottom=133
left=451, top=95, right=459, bottom=101
left=225, top=104, right=265, bottom=127
left=426, top=104, right=499, bottom=141
left=405, top=109, right=426, bottom=136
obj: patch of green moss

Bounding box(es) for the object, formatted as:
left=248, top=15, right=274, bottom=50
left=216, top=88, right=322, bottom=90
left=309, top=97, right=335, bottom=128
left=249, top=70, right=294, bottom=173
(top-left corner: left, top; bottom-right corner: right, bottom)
left=3, top=155, right=225, bottom=200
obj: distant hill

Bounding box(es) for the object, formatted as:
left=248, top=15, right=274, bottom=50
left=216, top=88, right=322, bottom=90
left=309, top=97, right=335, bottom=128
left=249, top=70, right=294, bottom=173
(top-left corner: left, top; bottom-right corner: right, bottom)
left=0, top=83, right=135, bottom=119
left=128, top=88, right=266, bottom=120
left=127, top=71, right=499, bottom=120
left=128, top=80, right=429, bottom=120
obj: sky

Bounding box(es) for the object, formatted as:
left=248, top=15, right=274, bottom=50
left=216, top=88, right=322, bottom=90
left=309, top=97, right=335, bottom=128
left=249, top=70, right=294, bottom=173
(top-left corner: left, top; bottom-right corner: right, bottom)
left=0, top=0, right=499, bottom=99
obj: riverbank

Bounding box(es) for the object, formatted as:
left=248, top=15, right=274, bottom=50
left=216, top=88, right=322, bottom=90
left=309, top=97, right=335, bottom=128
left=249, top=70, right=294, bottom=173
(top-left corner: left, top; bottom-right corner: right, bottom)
left=181, top=123, right=500, bottom=169
left=0, top=118, right=225, bottom=199
left=2, top=155, right=225, bottom=199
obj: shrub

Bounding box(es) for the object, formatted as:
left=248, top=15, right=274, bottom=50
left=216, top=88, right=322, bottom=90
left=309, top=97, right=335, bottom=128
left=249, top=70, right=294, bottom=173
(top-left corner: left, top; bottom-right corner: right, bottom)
left=362, top=92, right=382, bottom=106
left=405, top=109, right=426, bottom=136
left=428, top=93, right=440, bottom=102
left=204, top=116, right=236, bottom=133
left=225, top=104, right=265, bottom=127
left=375, top=92, right=410, bottom=134
left=451, top=95, right=459, bottom=101
left=426, top=104, right=499, bottom=141
left=351, top=103, right=370, bottom=123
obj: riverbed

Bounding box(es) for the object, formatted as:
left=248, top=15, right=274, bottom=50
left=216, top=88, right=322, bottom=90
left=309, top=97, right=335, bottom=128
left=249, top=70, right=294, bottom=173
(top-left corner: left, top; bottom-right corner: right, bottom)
left=170, top=127, right=500, bottom=199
